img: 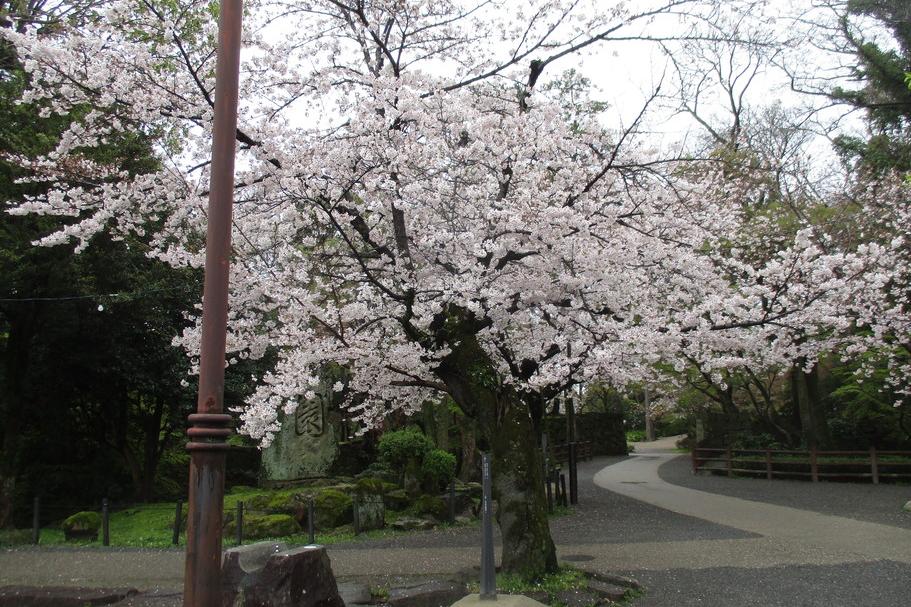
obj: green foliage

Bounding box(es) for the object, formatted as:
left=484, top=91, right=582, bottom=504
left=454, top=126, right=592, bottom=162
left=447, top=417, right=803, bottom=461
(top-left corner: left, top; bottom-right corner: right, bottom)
left=420, top=449, right=457, bottom=492
left=62, top=511, right=102, bottom=534
left=378, top=428, right=433, bottom=469
left=469, top=567, right=587, bottom=595
left=225, top=513, right=300, bottom=540
left=354, top=477, right=395, bottom=496
left=625, top=430, right=646, bottom=442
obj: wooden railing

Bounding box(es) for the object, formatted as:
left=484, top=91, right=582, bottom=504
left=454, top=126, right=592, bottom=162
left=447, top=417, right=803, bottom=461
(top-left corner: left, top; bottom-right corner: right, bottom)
left=691, top=447, right=911, bottom=483
left=551, top=441, right=593, bottom=463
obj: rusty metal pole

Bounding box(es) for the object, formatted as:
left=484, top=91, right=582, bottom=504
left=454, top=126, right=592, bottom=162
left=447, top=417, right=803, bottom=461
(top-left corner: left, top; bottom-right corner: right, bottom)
left=183, top=1, right=243, bottom=606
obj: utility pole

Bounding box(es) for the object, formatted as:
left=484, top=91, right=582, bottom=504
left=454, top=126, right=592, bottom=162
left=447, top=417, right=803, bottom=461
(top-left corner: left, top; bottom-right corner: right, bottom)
left=183, top=1, right=243, bottom=605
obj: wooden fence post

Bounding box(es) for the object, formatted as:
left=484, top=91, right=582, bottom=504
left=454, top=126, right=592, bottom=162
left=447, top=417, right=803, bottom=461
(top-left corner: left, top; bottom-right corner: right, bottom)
left=870, top=447, right=879, bottom=485
left=765, top=450, right=773, bottom=480
left=101, top=498, right=110, bottom=546
left=810, top=448, right=819, bottom=482
left=691, top=448, right=699, bottom=474
left=172, top=501, right=183, bottom=545
left=725, top=448, right=733, bottom=477
left=235, top=501, right=244, bottom=545
left=31, top=497, right=40, bottom=545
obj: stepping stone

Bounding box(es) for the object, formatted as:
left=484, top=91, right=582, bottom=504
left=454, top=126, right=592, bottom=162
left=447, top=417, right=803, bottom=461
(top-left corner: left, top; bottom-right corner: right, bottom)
left=337, top=581, right=372, bottom=606
left=0, top=585, right=138, bottom=606
left=586, top=580, right=629, bottom=602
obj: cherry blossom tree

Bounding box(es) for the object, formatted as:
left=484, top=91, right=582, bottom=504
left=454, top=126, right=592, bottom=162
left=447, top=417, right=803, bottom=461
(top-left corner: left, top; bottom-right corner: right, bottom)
left=3, top=0, right=900, bottom=576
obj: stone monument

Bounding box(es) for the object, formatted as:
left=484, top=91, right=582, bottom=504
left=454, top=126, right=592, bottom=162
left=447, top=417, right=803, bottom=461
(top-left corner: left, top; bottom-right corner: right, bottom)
left=261, top=369, right=342, bottom=485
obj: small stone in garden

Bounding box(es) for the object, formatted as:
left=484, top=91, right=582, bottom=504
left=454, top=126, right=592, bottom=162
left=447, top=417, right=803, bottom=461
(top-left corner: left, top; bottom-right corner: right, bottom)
left=903, top=500, right=911, bottom=512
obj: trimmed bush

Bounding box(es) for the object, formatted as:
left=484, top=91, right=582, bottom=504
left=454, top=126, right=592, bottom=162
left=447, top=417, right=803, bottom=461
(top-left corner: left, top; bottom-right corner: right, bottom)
left=62, top=511, right=102, bottom=541
left=314, top=488, right=353, bottom=528
left=421, top=449, right=457, bottom=492
left=384, top=489, right=409, bottom=511
left=378, top=428, right=433, bottom=470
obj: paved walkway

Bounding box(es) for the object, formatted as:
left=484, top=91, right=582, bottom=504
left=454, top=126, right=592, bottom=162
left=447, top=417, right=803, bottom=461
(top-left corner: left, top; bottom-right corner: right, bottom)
left=3, top=438, right=911, bottom=606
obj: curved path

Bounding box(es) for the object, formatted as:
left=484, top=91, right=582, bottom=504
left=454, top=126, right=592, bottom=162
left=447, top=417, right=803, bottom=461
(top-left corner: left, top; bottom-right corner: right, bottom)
left=593, top=436, right=911, bottom=569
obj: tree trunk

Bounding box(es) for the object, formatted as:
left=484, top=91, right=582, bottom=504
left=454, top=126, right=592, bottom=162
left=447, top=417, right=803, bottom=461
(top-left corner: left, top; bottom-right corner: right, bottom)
left=434, top=310, right=557, bottom=579
left=791, top=361, right=830, bottom=449
left=644, top=387, right=655, bottom=442
left=457, top=424, right=478, bottom=482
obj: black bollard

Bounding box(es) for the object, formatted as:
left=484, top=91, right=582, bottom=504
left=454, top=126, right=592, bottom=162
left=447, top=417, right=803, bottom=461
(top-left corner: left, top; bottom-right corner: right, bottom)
left=480, top=453, right=496, bottom=601
left=569, top=442, right=578, bottom=505
left=353, top=495, right=360, bottom=535
left=560, top=473, right=568, bottom=507
left=102, top=498, right=110, bottom=546
left=545, top=469, right=554, bottom=513
left=449, top=478, right=456, bottom=523
left=31, top=497, right=40, bottom=545
left=308, top=498, right=315, bottom=544
left=172, top=501, right=183, bottom=545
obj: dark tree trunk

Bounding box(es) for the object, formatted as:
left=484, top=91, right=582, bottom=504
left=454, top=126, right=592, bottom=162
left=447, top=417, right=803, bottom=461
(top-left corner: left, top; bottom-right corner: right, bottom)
left=434, top=310, right=557, bottom=579
left=791, top=361, right=830, bottom=449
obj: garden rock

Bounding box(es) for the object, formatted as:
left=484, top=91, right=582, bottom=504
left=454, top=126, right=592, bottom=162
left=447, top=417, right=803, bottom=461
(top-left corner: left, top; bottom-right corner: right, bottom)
left=315, top=489, right=353, bottom=528
left=0, top=585, right=138, bottom=606
left=384, top=489, right=409, bottom=511
left=62, top=511, right=102, bottom=542
left=390, top=516, right=436, bottom=531
left=355, top=496, right=385, bottom=531
left=903, top=500, right=911, bottom=512
left=222, top=542, right=344, bottom=607
left=412, top=494, right=447, bottom=519
left=336, top=582, right=371, bottom=606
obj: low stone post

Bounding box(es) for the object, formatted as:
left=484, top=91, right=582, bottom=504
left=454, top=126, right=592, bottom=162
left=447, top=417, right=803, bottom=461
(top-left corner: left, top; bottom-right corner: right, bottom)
left=765, top=450, right=773, bottom=480
left=810, top=448, right=819, bottom=483
left=559, top=473, right=568, bottom=508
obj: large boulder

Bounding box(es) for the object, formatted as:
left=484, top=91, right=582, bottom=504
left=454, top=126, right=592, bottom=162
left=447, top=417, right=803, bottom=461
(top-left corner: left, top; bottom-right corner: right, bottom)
left=222, top=542, right=345, bottom=607
left=61, top=511, right=101, bottom=542
left=315, top=489, right=353, bottom=528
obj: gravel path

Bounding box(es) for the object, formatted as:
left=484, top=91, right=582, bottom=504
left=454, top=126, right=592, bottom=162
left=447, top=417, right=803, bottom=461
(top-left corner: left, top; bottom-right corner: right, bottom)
left=658, top=453, right=911, bottom=529
left=3, top=442, right=911, bottom=606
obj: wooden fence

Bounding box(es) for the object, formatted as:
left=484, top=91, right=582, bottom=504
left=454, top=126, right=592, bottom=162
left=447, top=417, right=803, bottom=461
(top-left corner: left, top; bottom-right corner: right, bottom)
left=550, top=441, right=593, bottom=463
left=691, top=447, right=911, bottom=483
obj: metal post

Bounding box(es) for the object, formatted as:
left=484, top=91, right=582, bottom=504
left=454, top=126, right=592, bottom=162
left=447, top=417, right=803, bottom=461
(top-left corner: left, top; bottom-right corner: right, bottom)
left=236, top=501, right=244, bottom=546
left=568, top=442, right=578, bottom=505
left=172, top=501, right=183, bottom=545
left=810, top=448, right=819, bottom=483
left=449, top=479, right=456, bottom=523
left=870, top=447, right=879, bottom=484
left=102, top=498, right=110, bottom=546
left=31, top=497, right=40, bottom=545
left=308, top=498, right=315, bottom=544
left=479, top=453, right=496, bottom=601
left=183, top=0, right=243, bottom=605
left=352, top=496, right=360, bottom=535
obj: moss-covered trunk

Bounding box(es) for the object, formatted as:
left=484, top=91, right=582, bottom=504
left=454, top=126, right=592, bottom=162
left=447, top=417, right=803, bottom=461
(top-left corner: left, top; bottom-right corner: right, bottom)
left=433, top=309, right=557, bottom=579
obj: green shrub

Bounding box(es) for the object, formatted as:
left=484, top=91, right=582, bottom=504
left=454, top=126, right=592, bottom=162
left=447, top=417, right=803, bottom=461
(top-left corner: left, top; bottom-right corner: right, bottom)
left=62, top=511, right=102, bottom=541
left=378, top=428, right=433, bottom=470
left=225, top=513, right=300, bottom=540
left=314, top=488, right=353, bottom=528
left=421, top=449, right=457, bottom=492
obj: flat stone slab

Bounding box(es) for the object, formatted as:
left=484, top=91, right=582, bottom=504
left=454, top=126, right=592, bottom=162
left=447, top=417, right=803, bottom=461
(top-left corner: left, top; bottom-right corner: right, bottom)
left=337, top=581, right=372, bottom=606
left=0, top=585, right=138, bottom=606
left=451, top=594, right=548, bottom=607
left=388, top=580, right=467, bottom=607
